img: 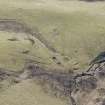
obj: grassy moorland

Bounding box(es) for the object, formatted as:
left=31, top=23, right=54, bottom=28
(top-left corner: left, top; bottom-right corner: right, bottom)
left=0, top=0, right=105, bottom=71
left=0, top=0, right=105, bottom=105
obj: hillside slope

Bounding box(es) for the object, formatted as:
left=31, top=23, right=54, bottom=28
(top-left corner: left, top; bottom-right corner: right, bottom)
left=0, top=0, right=105, bottom=105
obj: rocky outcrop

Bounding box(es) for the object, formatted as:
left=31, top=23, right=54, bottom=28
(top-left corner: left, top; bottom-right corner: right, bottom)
left=23, top=63, right=105, bottom=105
left=0, top=62, right=105, bottom=105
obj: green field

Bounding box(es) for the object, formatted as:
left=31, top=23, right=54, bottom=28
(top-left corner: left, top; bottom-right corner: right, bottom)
left=0, top=0, right=105, bottom=71
left=0, top=0, right=105, bottom=105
